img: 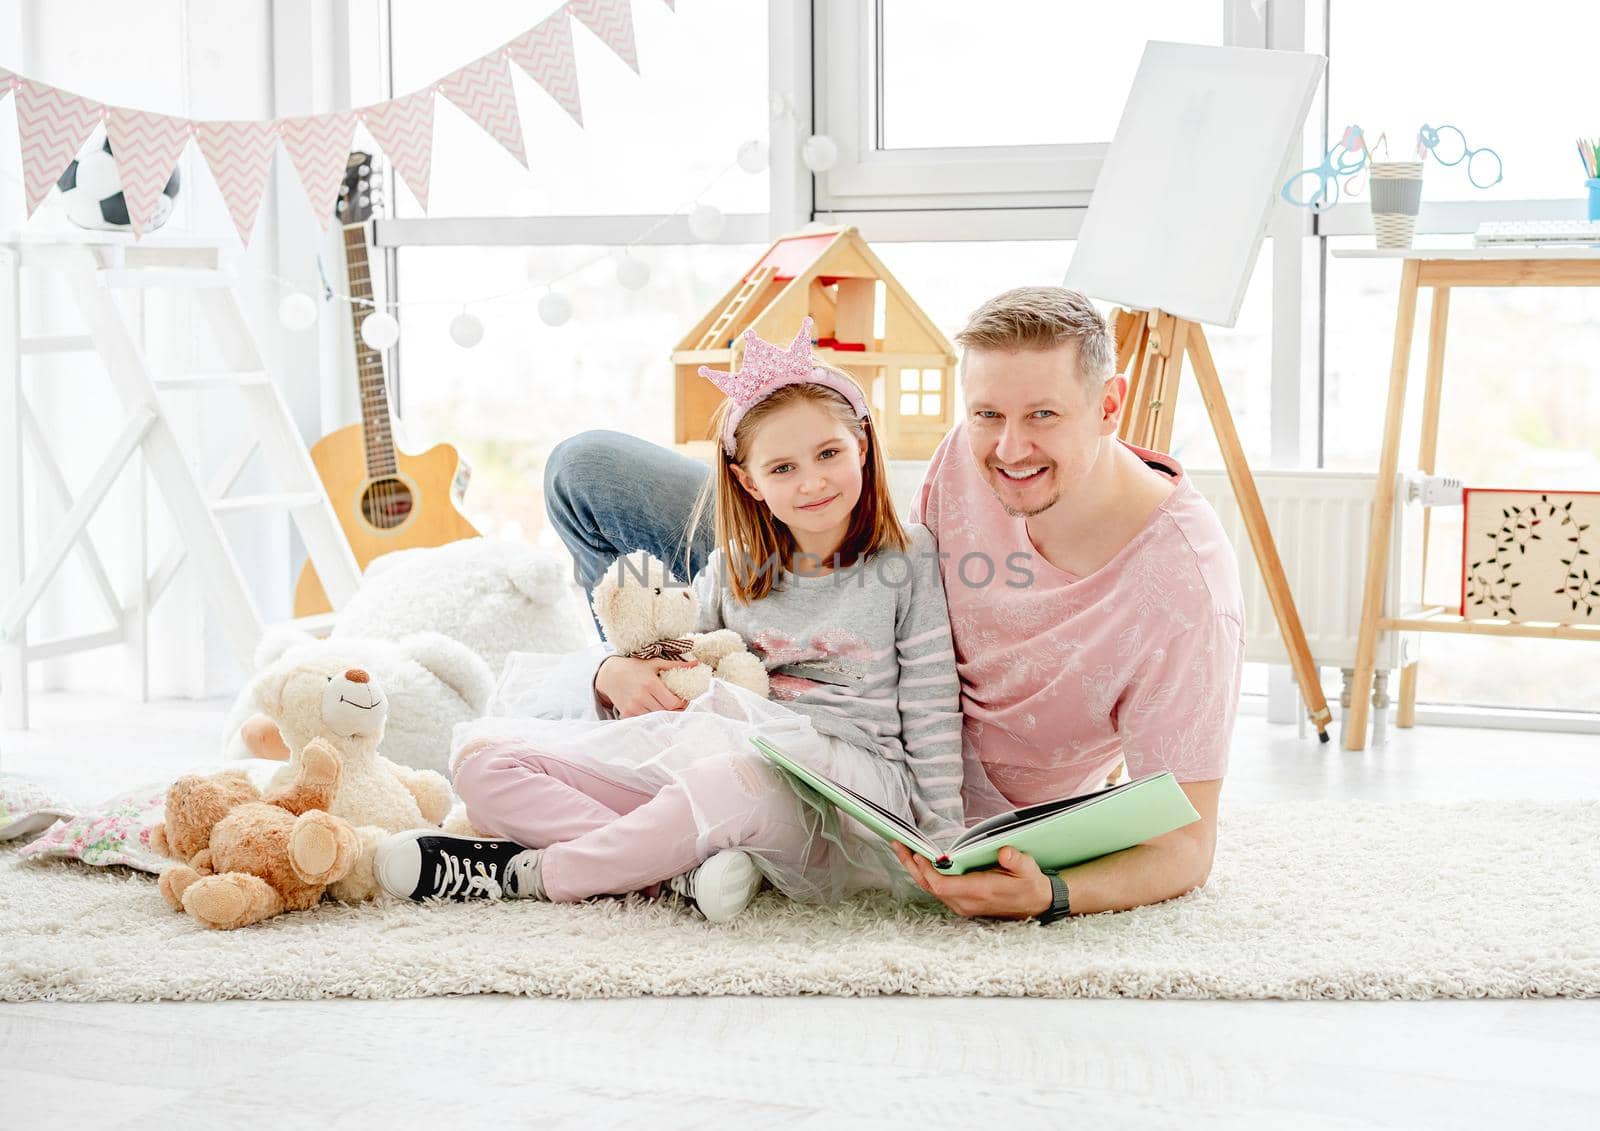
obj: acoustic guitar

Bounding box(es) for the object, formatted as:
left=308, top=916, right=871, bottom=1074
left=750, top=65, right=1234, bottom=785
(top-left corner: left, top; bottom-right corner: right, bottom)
left=292, top=152, right=480, bottom=618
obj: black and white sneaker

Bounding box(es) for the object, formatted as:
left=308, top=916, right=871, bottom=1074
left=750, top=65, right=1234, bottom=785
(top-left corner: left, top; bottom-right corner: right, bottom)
left=375, top=830, right=543, bottom=902
left=665, top=850, right=764, bottom=923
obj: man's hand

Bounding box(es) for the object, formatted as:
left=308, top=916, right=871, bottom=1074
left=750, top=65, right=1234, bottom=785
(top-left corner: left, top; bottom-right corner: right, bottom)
left=891, top=842, right=1053, bottom=920
left=594, top=655, right=696, bottom=717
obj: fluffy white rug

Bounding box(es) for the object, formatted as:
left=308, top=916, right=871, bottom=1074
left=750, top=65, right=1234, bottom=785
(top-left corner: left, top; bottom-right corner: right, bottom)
left=3, top=799, right=1596, bottom=1002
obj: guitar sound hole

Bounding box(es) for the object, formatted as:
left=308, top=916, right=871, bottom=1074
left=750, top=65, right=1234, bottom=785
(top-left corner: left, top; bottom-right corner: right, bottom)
left=361, top=479, right=414, bottom=529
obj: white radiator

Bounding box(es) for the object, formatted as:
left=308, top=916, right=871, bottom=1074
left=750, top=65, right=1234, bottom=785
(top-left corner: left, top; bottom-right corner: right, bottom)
left=1188, top=468, right=1422, bottom=673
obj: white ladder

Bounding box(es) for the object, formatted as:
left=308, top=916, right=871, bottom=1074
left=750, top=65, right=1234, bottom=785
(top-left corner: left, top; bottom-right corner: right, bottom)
left=0, top=235, right=361, bottom=729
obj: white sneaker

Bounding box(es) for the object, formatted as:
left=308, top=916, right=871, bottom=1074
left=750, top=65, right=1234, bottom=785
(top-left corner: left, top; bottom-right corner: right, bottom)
left=666, top=850, right=764, bottom=923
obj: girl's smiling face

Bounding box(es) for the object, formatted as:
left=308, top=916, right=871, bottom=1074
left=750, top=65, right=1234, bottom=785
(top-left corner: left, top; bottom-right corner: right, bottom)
left=731, top=399, right=868, bottom=561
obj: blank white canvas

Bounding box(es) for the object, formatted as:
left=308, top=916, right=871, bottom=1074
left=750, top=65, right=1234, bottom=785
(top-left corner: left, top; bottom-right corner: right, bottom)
left=1064, top=41, right=1325, bottom=328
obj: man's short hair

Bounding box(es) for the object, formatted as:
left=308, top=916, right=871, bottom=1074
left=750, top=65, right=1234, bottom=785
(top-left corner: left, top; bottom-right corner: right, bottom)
left=954, top=286, right=1116, bottom=387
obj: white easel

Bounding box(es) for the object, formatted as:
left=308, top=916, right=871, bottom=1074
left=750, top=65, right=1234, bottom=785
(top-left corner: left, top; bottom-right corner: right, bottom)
left=0, top=232, right=361, bottom=729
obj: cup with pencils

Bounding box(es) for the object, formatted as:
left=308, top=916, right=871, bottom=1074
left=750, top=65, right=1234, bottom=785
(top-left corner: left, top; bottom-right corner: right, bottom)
left=1580, top=138, right=1600, bottom=221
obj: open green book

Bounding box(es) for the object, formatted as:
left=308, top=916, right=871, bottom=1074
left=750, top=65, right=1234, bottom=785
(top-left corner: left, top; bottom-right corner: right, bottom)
left=749, top=735, right=1202, bottom=875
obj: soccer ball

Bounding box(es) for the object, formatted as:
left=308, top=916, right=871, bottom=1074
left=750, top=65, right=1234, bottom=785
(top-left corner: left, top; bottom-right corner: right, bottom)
left=56, top=133, right=181, bottom=231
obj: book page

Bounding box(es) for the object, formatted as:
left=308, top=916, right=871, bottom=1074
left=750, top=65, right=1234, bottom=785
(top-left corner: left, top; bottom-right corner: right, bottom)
left=952, top=777, right=1144, bottom=851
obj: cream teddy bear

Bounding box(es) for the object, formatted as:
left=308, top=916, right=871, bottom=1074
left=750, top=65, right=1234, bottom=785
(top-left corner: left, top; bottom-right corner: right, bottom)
left=591, top=550, right=769, bottom=702
left=222, top=631, right=493, bottom=776
left=253, top=656, right=454, bottom=902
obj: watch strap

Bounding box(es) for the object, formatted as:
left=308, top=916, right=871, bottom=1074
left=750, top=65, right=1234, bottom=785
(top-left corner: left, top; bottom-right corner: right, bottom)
left=1036, top=870, right=1072, bottom=924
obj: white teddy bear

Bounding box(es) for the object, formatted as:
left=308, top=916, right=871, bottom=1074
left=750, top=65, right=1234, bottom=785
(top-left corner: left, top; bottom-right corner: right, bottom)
left=592, top=550, right=769, bottom=702
left=254, top=656, right=454, bottom=903
left=335, top=538, right=598, bottom=675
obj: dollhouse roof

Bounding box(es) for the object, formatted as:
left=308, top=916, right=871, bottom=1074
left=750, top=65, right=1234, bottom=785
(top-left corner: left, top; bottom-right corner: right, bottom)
left=673, top=225, right=954, bottom=358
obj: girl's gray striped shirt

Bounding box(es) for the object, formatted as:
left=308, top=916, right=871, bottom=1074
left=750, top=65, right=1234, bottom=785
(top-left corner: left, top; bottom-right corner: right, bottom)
left=691, top=524, right=965, bottom=839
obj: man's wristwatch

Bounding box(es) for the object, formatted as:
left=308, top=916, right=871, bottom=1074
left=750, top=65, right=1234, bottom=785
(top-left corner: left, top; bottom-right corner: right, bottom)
left=1035, top=870, right=1072, bottom=925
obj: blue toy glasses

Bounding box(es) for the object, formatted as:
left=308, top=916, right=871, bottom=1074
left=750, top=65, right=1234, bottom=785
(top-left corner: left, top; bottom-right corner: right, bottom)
left=1282, top=123, right=1504, bottom=209
left=1281, top=125, right=1369, bottom=212
left=1416, top=123, right=1503, bottom=189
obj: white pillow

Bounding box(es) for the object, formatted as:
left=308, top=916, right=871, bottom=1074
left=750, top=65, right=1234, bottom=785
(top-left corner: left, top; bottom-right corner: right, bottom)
left=0, top=774, right=78, bottom=842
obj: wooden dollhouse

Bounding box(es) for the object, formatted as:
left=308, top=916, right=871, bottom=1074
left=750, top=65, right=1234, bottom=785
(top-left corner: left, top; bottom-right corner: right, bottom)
left=671, top=225, right=957, bottom=461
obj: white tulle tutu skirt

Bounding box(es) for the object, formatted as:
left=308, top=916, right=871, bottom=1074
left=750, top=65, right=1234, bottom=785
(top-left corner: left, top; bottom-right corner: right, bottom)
left=450, top=649, right=925, bottom=903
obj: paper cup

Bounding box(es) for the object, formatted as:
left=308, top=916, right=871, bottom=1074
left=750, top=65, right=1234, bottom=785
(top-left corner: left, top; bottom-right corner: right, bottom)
left=1368, top=161, right=1425, bottom=249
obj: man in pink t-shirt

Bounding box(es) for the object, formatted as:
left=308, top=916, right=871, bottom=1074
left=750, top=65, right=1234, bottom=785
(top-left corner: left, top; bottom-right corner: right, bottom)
left=891, top=286, right=1243, bottom=922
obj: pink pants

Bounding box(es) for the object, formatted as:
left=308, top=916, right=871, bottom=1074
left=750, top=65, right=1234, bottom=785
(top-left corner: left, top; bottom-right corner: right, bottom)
left=451, top=739, right=823, bottom=903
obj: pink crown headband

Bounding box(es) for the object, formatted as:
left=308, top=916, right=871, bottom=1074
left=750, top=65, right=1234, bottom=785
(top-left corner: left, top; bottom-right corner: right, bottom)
left=698, top=316, right=869, bottom=457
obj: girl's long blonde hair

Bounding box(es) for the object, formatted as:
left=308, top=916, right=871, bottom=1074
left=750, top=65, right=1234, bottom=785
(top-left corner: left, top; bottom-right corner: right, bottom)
left=685, top=368, right=908, bottom=604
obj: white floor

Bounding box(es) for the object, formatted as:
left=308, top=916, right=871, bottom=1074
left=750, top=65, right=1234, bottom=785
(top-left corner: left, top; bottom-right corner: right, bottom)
left=3, top=691, right=1599, bottom=1130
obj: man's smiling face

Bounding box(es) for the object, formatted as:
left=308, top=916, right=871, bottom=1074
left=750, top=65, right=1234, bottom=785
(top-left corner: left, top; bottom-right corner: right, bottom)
left=961, top=341, right=1117, bottom=518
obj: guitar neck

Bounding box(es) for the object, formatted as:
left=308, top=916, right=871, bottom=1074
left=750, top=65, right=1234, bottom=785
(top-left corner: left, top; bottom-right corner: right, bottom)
left=341, top=221, right=397, bottom=479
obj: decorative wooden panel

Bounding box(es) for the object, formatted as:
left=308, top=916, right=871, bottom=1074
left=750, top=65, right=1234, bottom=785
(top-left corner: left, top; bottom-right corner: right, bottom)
left=1461, top=489, right=1600, bottom=623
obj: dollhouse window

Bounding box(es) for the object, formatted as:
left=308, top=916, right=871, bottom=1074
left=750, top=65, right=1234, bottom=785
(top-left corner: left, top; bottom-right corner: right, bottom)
left=898, top=369, right=945, bottom=416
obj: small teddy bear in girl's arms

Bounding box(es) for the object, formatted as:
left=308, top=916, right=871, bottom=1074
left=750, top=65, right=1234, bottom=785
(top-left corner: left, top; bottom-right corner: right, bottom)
left=591, top=550, right=769, bottom=703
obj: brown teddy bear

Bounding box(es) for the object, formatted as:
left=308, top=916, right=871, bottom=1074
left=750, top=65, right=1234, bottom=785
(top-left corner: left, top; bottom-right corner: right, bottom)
left=150, top=741, right=363, bottom=930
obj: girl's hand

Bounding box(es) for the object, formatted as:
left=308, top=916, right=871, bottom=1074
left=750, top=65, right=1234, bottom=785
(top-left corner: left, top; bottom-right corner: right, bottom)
left=595, top=655, right=696, bottom=717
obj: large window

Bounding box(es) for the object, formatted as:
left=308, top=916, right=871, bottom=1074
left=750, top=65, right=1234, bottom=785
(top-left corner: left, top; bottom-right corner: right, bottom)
left=378, top=0, right=1599, bottom=723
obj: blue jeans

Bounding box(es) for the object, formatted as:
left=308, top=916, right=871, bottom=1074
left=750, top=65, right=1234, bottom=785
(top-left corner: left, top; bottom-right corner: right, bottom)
left=544, top=431, right=715, bottom=621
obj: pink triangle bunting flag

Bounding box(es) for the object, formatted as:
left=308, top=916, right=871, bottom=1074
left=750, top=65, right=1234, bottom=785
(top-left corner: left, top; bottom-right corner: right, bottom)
left=506, top=11, right=584, bottom=127
left=437, top=51, right=528, bottom=168
left=280, top=111, right=358, bottom=230
left=194, top=119, right=279, bottom=246
left=105, top=107, right=192, bottom=237
left=359, top=88, right=436, bottom=210
left=13, top=79, right=104, bottom=217
left=567, top=0, right=640, bottom=75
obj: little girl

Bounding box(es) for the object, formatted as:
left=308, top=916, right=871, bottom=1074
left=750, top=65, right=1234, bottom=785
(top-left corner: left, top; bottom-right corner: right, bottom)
left=374, top=318, right=965, bottom=922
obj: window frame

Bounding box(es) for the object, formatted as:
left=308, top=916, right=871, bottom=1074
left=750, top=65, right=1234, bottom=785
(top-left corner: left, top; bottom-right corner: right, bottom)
left=811, top=0, right=1103, bottom=214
